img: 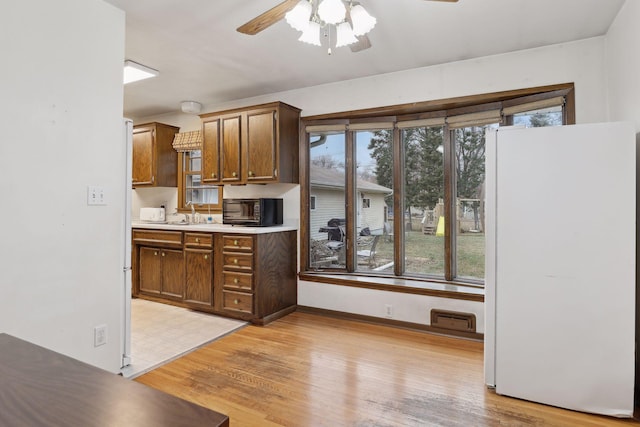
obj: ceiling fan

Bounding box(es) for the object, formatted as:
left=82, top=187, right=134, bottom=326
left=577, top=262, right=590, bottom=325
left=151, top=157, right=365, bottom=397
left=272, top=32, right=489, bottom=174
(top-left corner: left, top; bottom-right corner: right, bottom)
left=237, top=0, right=458, bottom=53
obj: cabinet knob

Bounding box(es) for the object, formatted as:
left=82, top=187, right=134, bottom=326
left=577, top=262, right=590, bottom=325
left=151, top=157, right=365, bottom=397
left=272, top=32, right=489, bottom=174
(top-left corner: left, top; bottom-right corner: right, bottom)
left=233, top=239, right=238, bottom=246
left=232, top=171, right=237, bottom=177
left=161, top=252, right=165, bottom=257
left=234, top=299, right=240, bottom=305
left=195, top=238, right=200, bottom=243
left=204, top=254, right=208, bottom=260
left=154, top=251, right=158, bottom=256
left=233, top=278, right=239, bottom=284
left=248, top=171, right=253, bottom=177
left=233, top=259, right=238, bottom=264
left=211, top=172, right=217, bottom=178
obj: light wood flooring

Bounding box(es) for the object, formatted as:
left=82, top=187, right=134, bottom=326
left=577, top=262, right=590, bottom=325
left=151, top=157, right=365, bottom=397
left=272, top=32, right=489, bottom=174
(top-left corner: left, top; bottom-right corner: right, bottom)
left=135, top=311, right=639, bottom=426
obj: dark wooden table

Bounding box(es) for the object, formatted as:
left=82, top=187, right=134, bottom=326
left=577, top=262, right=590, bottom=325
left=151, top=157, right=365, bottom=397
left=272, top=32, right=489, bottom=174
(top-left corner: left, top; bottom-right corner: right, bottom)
left=0, top=333, right=229, bottom=426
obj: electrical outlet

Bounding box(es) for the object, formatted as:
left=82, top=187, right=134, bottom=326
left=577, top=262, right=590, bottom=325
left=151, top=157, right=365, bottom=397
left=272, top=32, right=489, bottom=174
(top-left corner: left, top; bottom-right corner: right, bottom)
left=385, top=304, right=393, bottom=318
left=94, top=324, right=107, bottom=347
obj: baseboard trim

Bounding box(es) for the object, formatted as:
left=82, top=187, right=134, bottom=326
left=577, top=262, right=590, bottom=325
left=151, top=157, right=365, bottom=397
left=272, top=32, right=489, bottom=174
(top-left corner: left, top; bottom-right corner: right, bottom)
left=297, top=306, right=484, bottom=341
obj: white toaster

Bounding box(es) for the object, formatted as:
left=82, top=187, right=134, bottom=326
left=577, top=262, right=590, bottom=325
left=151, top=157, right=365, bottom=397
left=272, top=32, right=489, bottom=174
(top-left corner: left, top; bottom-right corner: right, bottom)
left=140, top=207, right=166, bottom=222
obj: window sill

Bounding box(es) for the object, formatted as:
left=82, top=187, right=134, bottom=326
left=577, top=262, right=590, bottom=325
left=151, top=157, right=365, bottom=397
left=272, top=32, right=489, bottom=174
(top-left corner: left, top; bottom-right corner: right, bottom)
left=298, top=272, right=484, bottom=302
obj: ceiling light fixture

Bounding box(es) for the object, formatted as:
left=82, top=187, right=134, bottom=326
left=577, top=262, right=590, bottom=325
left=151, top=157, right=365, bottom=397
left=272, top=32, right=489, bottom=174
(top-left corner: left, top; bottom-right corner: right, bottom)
left=285, top=0, right=376, bottom=54
left=123, top=60, right=159, bottom=84
left=180, top=101, right=202, bottom=114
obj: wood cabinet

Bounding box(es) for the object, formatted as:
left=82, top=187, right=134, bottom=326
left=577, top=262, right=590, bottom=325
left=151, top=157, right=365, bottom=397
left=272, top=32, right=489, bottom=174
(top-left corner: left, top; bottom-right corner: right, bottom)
left=132, top=122, right=180, bottom=187
left=134, top=231, right=184, bottom=300
left=132, top=228, right=297, bottom=325
left=184, top=233, right=213, bottom=308
left=214, top=232, right=297, bottom=324
left=200, top=102, right=300, bottom=185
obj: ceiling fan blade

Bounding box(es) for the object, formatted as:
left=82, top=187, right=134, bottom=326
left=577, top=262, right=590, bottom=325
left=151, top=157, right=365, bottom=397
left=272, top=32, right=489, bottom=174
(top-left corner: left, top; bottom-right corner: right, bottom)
left=350, top=35, right=372, bottom=53
left=237, top=0, right=299, bottom=35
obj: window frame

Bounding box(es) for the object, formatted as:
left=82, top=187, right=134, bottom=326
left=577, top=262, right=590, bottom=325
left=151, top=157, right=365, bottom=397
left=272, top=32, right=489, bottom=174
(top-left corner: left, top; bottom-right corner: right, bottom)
left=177, top=150, right=223, bottom=213
left=300, top=83, right=575, bottom=293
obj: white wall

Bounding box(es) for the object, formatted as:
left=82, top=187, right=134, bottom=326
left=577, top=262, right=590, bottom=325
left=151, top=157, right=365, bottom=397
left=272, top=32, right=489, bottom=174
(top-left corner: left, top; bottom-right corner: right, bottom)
left=0, top=0, right=125, bottom=372
left=605, top=0, right=640, bottom=131
left=137, top=37, right=610, bottom=330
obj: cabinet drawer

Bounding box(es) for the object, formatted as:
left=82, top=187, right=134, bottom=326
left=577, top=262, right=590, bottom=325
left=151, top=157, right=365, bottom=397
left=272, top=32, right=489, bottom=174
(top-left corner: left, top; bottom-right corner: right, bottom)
left=184, top=232, right=213, bottom=248
left=223, top=271, right=253, bottom=291
left=223, top=290, right=253, bottom=313
left=133, top=230, right=183, bottom=247
left=222, top=235, right=254, bottom=252
left=222, top=252, right=253, bottom=270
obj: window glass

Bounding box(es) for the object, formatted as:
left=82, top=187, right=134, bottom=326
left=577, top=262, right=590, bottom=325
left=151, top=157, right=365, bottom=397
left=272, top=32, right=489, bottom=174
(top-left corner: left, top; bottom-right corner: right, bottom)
left=356, top=130, right=393, bottom=274
left=402, top=126, right=445, bottom=278
left=182, top=150, right=221, bottom=209
left=453, top=124, right=496, bottom=280
left=309, top=132, right=346, bottom=270
left=513, top=106, right=562, bottom=128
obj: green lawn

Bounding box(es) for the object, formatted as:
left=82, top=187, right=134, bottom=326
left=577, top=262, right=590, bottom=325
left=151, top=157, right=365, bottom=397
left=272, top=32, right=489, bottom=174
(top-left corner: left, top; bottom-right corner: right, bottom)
left=373, top=231, right=485, bottom=279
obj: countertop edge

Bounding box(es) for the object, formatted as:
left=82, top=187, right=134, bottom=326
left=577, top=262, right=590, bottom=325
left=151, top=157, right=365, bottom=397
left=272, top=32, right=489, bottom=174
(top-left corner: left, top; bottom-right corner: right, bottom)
left=132, top=221, right=298, bottom=234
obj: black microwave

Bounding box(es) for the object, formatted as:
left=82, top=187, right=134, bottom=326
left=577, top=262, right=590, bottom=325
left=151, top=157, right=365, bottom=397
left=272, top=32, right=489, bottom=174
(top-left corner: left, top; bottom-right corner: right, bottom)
left=222, top=198, right=283, bottom=226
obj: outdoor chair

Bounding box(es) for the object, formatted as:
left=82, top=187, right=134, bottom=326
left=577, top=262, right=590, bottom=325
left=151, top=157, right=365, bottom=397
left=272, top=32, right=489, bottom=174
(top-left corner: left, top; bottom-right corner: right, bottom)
left=357, top=234, right=380, bottom=268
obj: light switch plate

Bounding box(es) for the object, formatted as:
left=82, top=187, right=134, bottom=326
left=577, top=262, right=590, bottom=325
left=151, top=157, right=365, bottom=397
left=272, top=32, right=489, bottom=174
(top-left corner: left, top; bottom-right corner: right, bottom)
left=87, top=185, right=106, bottom=206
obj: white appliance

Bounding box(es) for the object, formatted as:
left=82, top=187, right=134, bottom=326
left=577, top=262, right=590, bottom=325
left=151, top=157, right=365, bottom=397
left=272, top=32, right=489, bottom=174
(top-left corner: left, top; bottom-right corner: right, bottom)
left=121, top=119, right=133, bottom=368
left=484, top=122, right=635, bottom=417
left=139, top=207, right=166, bottom=222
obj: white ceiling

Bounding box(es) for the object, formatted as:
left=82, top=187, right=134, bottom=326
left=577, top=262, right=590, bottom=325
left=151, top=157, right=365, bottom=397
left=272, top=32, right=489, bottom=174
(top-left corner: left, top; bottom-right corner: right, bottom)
left=104, top=0, right=625, bottom=120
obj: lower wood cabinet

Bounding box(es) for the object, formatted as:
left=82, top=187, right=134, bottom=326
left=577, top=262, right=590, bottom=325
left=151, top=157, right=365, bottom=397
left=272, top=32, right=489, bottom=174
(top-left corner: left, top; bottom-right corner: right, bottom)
left=132, top=228, right=297, bottom=325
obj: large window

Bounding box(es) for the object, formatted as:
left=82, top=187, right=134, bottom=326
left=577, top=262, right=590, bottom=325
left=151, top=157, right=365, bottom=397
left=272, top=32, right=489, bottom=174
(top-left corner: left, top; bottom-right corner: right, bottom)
left=302, top=85, right=574, bottom=288
left=177, top=150, right=222, bottom=212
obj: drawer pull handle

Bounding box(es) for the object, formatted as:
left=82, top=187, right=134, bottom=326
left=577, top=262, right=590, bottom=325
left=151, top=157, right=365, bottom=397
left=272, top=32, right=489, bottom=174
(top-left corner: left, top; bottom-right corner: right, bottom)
left=195, top=238, right=200, bottom=243
left=233, top=239, right=238, bottom=245
left=204, top=254, right=208, bottom=260
left=233, top=278, right=239, bottom=284
left=234, top=299, right=240, bottom=305
left=233, top=259, right=238, bottom=264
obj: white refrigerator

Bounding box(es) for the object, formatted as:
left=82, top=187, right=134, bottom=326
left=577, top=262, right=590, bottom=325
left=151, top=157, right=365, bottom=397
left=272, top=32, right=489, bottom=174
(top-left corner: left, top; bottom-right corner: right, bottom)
left=121, top=118, right=133, bottom=368
left=484, top=122, right=635, bottom=417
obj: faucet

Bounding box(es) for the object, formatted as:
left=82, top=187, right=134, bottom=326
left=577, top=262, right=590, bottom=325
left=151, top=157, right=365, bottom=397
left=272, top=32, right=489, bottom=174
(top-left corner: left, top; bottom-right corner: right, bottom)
left=186, top=201, right=196, bottom=223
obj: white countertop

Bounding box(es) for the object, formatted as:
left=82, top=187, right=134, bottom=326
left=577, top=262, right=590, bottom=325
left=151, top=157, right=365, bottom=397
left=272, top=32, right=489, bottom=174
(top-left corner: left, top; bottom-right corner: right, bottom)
left=132, top=221, right=297, bottom=234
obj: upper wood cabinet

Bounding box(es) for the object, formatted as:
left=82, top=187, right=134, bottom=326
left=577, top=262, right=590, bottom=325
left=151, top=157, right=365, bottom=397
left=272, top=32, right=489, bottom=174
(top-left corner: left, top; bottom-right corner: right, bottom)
left=132, top=122, right=180, bottom=187
left=200, top=102, right=301, bottom=185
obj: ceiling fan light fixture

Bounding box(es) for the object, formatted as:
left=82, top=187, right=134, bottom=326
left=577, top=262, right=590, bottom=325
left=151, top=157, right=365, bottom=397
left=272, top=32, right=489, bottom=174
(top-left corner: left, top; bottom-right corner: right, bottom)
left=285, top=0, right=312, bottom=32
left=299, top=20, right=321, bottom=46
left=349, top=4, right=376, bottom=36
left=317, top=0, right=346, bottom=25
left=335, top=22, right=358, bottom=47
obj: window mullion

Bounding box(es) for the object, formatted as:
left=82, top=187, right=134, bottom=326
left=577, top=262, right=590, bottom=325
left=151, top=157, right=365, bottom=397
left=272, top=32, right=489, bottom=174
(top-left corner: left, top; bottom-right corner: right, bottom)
left=393, top=126, right=404, bottom=276
left=345, top=130, right=356, bottom=272
left=444, top=126, right=456, bottom=281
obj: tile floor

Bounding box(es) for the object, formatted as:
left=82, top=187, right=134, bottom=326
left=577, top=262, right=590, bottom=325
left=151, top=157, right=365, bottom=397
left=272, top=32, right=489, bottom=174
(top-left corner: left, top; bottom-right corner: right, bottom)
left=121, top=298, right=246, bottom=379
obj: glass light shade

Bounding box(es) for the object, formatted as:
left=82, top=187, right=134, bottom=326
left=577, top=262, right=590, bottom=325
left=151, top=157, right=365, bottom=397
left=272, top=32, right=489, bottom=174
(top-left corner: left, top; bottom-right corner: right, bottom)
left=285, top=0, right=312, bottom=32
left=317, top=0, right=346, bottom=25
left=299, top=20, right=321, bottom=46
left=335, top=22, right=358, bottom=47
left=349, top=4, right=376, bottom=36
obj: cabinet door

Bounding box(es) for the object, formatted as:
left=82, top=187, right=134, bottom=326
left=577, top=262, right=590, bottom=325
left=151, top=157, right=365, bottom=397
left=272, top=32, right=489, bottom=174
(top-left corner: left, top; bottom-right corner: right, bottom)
left=185, top=249, right=213, bottom=307
left=161, top=249, right=184, bottom=299
left=221, top=114, right=242, bottom=183
left=132, top=127, right=154, bottom=186
left=246, top=109, right=277, bottom=182
left=139, top=247, right=162, bottom=295
left=202, top=118, right=221, bottom=183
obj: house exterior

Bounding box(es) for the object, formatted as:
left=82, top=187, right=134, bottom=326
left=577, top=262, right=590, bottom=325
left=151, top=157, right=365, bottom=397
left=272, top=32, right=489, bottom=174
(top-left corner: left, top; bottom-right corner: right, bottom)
left=310, top=165, right=392, bottom=240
